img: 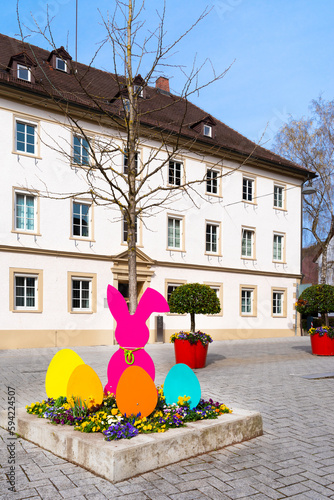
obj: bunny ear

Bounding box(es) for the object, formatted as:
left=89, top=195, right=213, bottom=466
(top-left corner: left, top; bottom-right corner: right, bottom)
left=134, top=288, right=170, bottom=323
left=107, top=285, right=129, bottom=322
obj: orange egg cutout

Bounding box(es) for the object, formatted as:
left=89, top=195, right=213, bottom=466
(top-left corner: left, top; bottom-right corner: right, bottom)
left=116, top=366, right=158, bottom=418
left=67, top=364, right=104, bottom=409
left=45, top=349, right=85, bottom=399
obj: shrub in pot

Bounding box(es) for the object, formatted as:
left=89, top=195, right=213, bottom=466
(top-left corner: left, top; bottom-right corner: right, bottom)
left=168, top=284, right=220, bottom=368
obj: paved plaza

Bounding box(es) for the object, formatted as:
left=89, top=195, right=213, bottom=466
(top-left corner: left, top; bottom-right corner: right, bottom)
left=1, top=336, right=334, bottom=499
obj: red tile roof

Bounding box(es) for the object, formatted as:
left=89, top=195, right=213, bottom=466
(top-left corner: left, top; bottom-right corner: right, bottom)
left=0, top=33, right=313, bottom=177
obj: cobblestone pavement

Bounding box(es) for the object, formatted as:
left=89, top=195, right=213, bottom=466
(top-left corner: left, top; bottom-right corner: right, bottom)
left=1, top=337, right=334, bottom=499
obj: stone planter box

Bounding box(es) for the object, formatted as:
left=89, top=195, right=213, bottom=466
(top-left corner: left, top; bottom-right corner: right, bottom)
left=0, top=408, right=263, bottom=483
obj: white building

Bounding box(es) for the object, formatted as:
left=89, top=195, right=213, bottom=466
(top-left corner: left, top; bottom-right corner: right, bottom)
left=0, top=34, right=310, bottom=349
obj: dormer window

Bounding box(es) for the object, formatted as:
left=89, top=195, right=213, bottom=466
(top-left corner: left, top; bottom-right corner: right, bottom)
left=189, top=114, right=216, bottom=138
left=7, top=52, right=36, bottom=84
left=17, top=64, right=30, bottom=82
left=203, top=124, right=212, bottom=137
left=134, top=85, right=143, bottom=98
left=56, top=57, right=67, bottom=72
left=48, top=47, right=72, bottom=74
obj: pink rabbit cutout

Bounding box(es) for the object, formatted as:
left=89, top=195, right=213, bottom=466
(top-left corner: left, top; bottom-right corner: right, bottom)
left=104, top=285, right=169, bottom=395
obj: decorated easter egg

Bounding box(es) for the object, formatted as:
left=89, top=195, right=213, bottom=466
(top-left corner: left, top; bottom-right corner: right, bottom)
left=67, top=364, right=104, bottom=408
left=45, top=349, right=85, bottom=399
left=116, top=366, right=158, bottom=418
left=164, top=363, right=201, bottom=409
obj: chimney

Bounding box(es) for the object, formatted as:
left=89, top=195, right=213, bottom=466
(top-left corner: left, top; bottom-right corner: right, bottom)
left=155, top=76, right=170, bottom=93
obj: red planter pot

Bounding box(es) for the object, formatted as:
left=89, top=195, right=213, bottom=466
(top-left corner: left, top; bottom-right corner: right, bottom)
left=310, top=333, right=334, bottom=356
left=173, top=339, right=208, bottom=369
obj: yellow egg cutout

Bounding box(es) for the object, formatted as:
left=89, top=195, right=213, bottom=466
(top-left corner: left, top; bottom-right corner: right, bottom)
left=67, top=364, right=104, bottom=409
left=116, top=366, right=158, bottom=418
left=45, top=349, right=85, bottom=399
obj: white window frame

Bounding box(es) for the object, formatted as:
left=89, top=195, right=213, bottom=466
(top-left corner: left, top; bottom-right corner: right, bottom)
left=14, top=191, right=37, bottom=232
left=273, top=185, right=284, bottom=209
left=241, top=228, right=255, bottom=259
left=123, top=215, right=138, bottom=244
left=203, top=124, right=212, bottom=137
left=73, top=135, right=90, bottom=166
left=123, top=150, right=138, bottom=174
left=71, top=278, right=92, bottom=312
left=167, top=216, right=183, bottom=250
left=56, top=57, right=67, bottom=72
left=241, top=288, right=253, bottom=315
left=168, top=160, right=182, bottom=186
left=206, top=222, right=219, bottom=254
left=272, top=291, right=283, bottom=316
left=242, top=177, right=254, bottom=202
left=72, top=201, right=91, bottom=239
left=14, top=274, right=38, bottom=311
left=273, top=233, right=284, bottom=262
left=17, top=64, right=31, bottom=82
left=206, top=168, right=219, bottom=195
left=15, top=119, right=36, bottom=155
left=134, top=85, right=143, bottom=97
left=166, top=283, right=181, bottom=302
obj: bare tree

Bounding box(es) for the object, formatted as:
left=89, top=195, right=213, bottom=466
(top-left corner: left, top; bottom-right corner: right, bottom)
left=16, top=0, right=262, bottom=313
left=274, top=97, right=334, bottom=284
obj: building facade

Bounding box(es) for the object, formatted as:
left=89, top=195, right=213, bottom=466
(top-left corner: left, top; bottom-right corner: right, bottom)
left=0, top=34, right=309, bottom=349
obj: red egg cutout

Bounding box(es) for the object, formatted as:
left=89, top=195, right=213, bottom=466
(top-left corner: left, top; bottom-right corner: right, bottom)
left=116, top=366, right=158, bottom=418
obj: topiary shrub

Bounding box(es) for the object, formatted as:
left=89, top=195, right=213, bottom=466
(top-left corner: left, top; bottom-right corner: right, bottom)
left=168, top=283, right=221, bottom=332
left=296, top=284, right=334, bottom=326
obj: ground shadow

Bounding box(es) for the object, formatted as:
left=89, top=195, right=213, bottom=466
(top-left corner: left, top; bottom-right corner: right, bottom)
left=205, top=353, right=226, bottom=366
left=292, top=345, right=313, bottom=354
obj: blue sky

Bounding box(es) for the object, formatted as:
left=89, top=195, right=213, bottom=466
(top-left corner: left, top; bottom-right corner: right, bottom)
left=1, top=0, right=333, bottom=150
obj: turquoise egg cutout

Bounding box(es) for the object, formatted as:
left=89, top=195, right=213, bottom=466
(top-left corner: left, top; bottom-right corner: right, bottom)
left=164, top=363, right=201, bottom=409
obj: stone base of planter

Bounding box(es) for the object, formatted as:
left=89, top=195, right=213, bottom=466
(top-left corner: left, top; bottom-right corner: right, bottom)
left=0, top=408, right=262, bottom=483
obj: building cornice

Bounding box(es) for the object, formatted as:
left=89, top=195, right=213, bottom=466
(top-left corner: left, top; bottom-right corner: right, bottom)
left=0, top=244, right=301, bottom=279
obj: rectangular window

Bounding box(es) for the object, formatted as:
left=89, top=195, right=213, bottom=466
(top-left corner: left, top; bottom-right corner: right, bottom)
left=72, top=279, right=91, bottom=311
left=15, top=192, right=35, bottom=231
left=73, top=136, right=89, bottom=165
left=17, top=64, right=30, bottom=81
left=206, top=169, right=218, bottom=194
left=123, top=151, right=138, bottom=174
left=16, top=121, right=36, bottom=154
left=15, top=275, right=37, bottom=310
left=134, top=85, right=143, bottom=97
left=206, top=223, right=218, bottom=253
left=203, top=124, right=212, bottom=137
left=242, top=178, right=254, bottom=202
left=72, top=202, right=90, bottom=238
left=123, top=215, right=138, bottom=243
left=274, top=185, right=284, bottom=208
left=168, top=217, right=182, bottom=249
left=273, top=234, right=283, bottom=261
left=167, top=284, right=180, bottom=302
left=168, top=161, right=182, bottom=186
left=56, top=57, right=67, bottom=72
left=273, top=291, right=283, bottom=315
left=241, top=289, right=253, bottom=314
left=242, top=229, right=254, bottom=258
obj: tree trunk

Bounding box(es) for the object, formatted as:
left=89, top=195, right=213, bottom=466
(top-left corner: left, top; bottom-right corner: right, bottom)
left=190, top=312, right=195, bottom=333
left=320, top=244, right=328, bottom=284
left=126, top=0, right=138, bottom=315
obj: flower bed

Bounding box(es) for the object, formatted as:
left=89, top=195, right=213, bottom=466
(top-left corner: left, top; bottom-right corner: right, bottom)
left=26, top=388, right=231, bottom=441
